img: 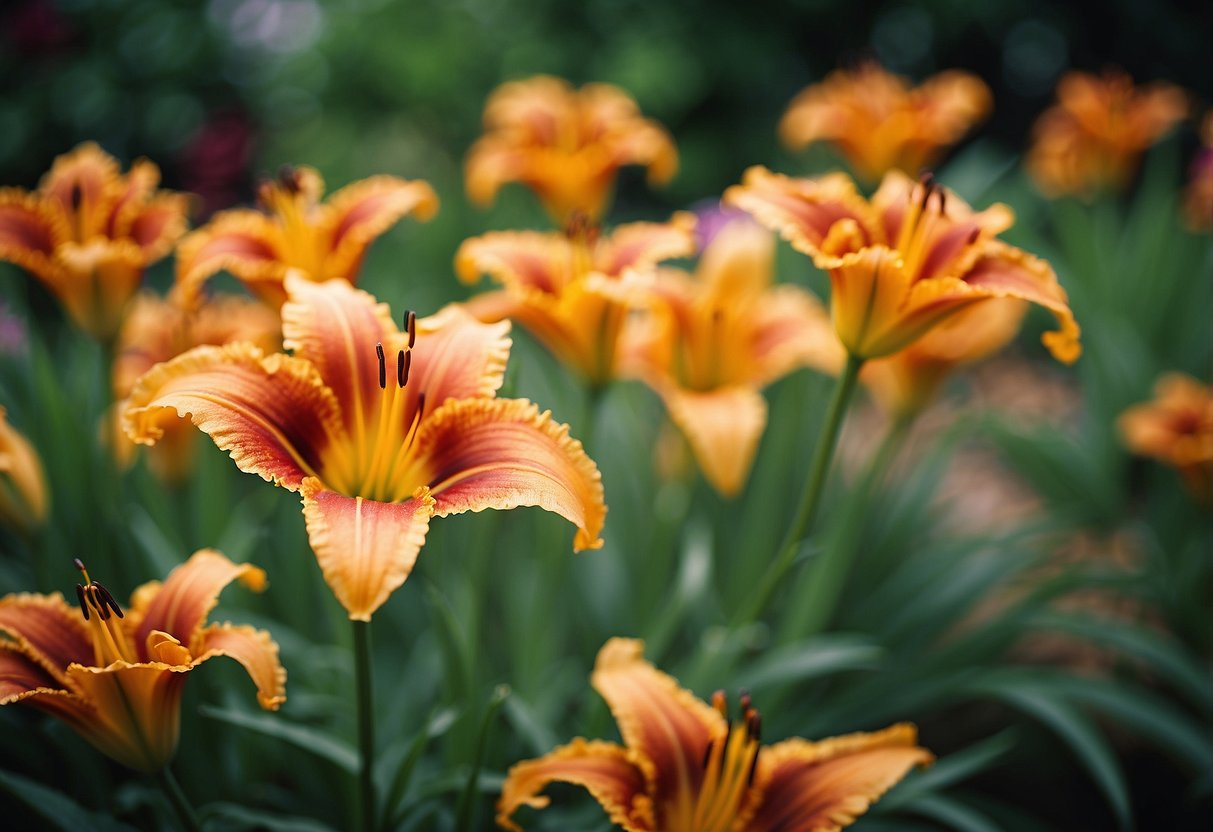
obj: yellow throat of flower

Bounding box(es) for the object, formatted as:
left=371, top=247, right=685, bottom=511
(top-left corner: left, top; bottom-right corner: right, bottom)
left=681, top=690, right=763, bottom=832
left=260, top=167, right=324, bottom=276
left=74, top=559, right=135, bottom=666
left=894, top=173, right=952, bottom=280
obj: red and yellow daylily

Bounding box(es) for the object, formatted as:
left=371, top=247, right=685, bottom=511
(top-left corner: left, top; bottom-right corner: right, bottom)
left=499, top=638, right=932, bottom=832
left=1027, top=70, right=1188, bottom=198
left=779, top=62, right=991, bottom=184
left=110, top=289, right=282, bottom=483
left=124, top=274, right=605, bottom=621
left=0, top=142, right=188, bottom=340
left=0, top=550, right=285, bottom=773
left=723, top=166, right=1081, bottom=364
left=465, top=75, right=678, bottom=227
left=1119, top=373, right=1213, bottom=503
left=174, top=165, right=438, bottom=307
left=456, top=214, right=696, bottom=385
left=621, top=217, right=842, bottom=495
left=0, top=406, right=47, bottom=532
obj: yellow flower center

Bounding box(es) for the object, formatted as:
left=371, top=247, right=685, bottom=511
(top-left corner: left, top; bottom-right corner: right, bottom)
left=260, top=167, right=324, bottom=277
left=74, top=559, right=135, bottom=666
left=894, top=173, right=948, bottom=280
left=683, top=690, right=762, bottom=832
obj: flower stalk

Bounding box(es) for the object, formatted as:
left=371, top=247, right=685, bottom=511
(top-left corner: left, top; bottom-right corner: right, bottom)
left=353, top=619, right=375, bottom=832
left=155, top=768, right=201, bottom=832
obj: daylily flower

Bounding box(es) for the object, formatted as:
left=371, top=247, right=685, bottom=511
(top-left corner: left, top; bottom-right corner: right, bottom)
left=174, top=165, right=438, bottom=307
left=124, top=274, right=605, bottom=621
left=1027, top=70, right=1188, bottom=198
left=723, top=167, right=1081, bottom=363
left=457, top=214, right=696, bottom=386
left=465, top=75, right=678, bottom=226
left=0, top=406, right=47, bottom=532
left=860, top=298, right=1028, bottom=418
left=498, top=638, right=931, bottom=831
left=1119, top=373, right=1213, bottom=503
left=779, top=62, right=991, bottom=183
left=1183, top=114, right=1213, bottom=232
left=0, top=550, right=285, bottom=772
left=0, top=142, right=188, bottom=341
left=109, top=289, right=282, bottom=483
left=621, top=217, right=841, bottom=495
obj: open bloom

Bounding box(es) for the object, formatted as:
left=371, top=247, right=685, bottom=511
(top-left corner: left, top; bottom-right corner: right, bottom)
left=465, top=75, right=678, bottom=226
left=1027, top=70, right=1188, bottom=198
left=1119, top=373, right=1213, bottom=502
left=457, top=214, right=696, bottom=385
left=779, top=62, right=991, bottom=183
left=125, top=274, right=605, bottom=621
left=0, top=550, right=285, bottom=772
left=622, top=217, right=840, bottom=495
left=0, top=142, right=188, bottom=340
left=1183, top=114, right=1213, bottom=232
left=499, top=638, right=931, bottom=831
left=0, top=406, right=47, bottom=532
left=110, top=289, right=281, bottom=483
left=724, top=167, right=1081, bottom=363
left=175, top=165, right=438, bottom=307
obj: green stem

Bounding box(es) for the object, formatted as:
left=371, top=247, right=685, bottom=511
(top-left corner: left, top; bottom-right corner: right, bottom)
left=578, top=381, right=606, bottom=456
left=734, top=353, right=864, bottom=624
left=155, top=767, right=201, bottom=832
left=454, top=685, right=509, bottom=832
left=352, top=619, right=376, bottom=832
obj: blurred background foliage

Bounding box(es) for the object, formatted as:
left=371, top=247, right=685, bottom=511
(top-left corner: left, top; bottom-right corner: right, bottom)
left=1, top=0, right=1211, bottom=830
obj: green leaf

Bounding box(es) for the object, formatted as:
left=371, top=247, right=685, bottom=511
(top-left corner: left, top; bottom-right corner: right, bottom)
left=198, top=704, right=357, bottom=775
left=882, top=730, right=1018, bottom=807
left=0, top=767, right=137, bottom=832
left=901, top=793, right=1004, bottom=832
left=739, top=635, right=884, bottom=693
left=380, top=707, right=458, bottom=829
left=201, top=803, right=338, bottom=832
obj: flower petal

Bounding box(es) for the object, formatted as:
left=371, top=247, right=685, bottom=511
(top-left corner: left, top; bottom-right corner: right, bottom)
left=593, top=214, right=696, bottom=277
left=194, top=622, right=286, bottom=710
left=409, top=304, right=512, bottom=409
left=744, top=723, right=933, bottom=832
left=590, top=638, right=725, bottom=822
left=300, top=479, right=436, bottom=621
left=124, top=342, right=345, bottom=490
left=126, top=193, right=191, bottom=263
left=456, top=230, right=572, bottom=294
left=962, top=241, right=1082, bottom=364
left=497, top=738, right=655, bottom=832
left=750, top=285, right=847, bottom=384
left=662, top=385, right=767, bottom=498
left=65, top=662, right=189, bottom=772
left=38, top=142, right=121, bottom=240
left=174, top=210, right=287, bottom=303
left=723, top=167, right=883, bottom=264
left=320, top=176, right=438, bottom=280
left=0, top=593, right=92, bottom=684
left=0, top=189, right=65, bottom=283
left=414, top=398, right=605, bottom=551
left=134, top=549, right=267, bottom=658
left=0, top=643, right=67, bottom=702
left=50, top=238, right=146, bottom=340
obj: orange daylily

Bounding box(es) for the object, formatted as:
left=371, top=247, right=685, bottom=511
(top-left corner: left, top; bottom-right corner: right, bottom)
left=1119, top=373, right=1213, bottom=502
left=110, top=289, right=282, bottom=482
left=499, top=638, right=931, bottom=832
left=0, top=142, right=189, bottom=340
left=622, top=217, right=841, bottom=495
left=779, top=62, right=991, bottom=184
left=124, top=274, right=605, bottom=621
left=0, top=550, right=285, bottom=772
left=1183, top=114, right=1213, bottom=232
left=465, top=75, right=678, bottom=226
left=1027, top=70, right=1188, bottom=198
left=175, top=165, right=438, bottom=307
left=0, top=406, right=47, bottom=532
left=723, top=167, right=1081, bottom=363
left=457, top=214, right=696, bottom=385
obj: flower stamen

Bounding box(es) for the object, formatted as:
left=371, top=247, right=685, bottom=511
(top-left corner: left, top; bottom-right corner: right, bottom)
left=74, top=558, right=134, bottom=665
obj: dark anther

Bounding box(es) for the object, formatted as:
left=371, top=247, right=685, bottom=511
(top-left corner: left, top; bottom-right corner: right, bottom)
left=277, top=164, right=301, bottom=193
left=747, top=711, right=762, bottom=742
left=75, top=584, right=89, bottom=621
left=398, top=350, right=411, bottom=388
left=70, top=183, right=83, bottom=212
left=73, top=558, right=86, bottom=574
left=95, top=583, right=124, bottom=619
left=376, top=342, right=386, bottom=389
left=405, top=311, right=417, bottom=348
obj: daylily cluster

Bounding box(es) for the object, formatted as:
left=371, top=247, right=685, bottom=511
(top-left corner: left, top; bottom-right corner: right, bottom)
left=1119, top=373, right=1213, bottom=503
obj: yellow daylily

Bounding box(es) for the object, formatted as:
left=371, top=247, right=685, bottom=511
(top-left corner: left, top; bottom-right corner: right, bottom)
left=1027, top=70, right=1188, bottom=198
left=0, top=406, right=47, bottom=532
left=110, top=289, right=282, bottom=483
left=175, top=165, right=438, bottom=307
left=621, top=217, right=842, bottom=495
left=724, top=166, right=1081, bottom=363
left=465, top=75, right=678, bottom=227
left=1119, top=373, right=1213, bottom=503
left=499, top=638, right=931, bottom=832
left=124, top=274, right=605, bottom=621
left=1183, top=114, right=1213, bottom=232
left=0, top=142, right=189, bottom=341
left=457, top=214, right=696, bottom=385
left=779, top=62, right=991, bottom=183
left=0, top=550, right=285, bottom=772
